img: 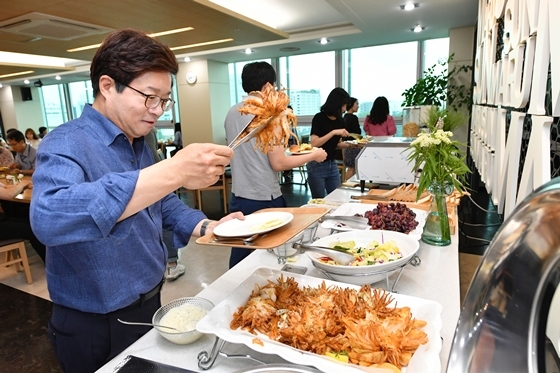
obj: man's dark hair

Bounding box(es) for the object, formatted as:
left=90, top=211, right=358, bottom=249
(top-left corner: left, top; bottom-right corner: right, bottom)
left=39, top=126, right=47, bottom=134
left=6, top=129, right=25, bottom=143
left=320, top=87, right=350, bottom=118
left=90, top=28, right=179, bottom=97
left=241, top=62, right=276, bottom=93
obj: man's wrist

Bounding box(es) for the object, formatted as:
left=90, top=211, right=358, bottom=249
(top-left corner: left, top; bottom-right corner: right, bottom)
left=200, top=219, right=211, bottom=236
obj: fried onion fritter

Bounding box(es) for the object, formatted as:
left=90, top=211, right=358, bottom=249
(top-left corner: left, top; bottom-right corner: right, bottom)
left=237, top=83, right=297, bottom=153
left=230, top=275, right=429, bottom=372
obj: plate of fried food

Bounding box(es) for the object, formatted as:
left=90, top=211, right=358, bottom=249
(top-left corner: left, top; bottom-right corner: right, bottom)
left=197, top=268, right=443, bottom=373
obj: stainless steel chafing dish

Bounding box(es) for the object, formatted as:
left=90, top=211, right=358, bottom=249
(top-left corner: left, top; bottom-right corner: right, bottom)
left=447, top=177, right=560, bottom=372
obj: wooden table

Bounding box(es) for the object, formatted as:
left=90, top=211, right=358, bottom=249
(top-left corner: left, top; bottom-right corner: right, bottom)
left=0, top=174, right=32, bottom=204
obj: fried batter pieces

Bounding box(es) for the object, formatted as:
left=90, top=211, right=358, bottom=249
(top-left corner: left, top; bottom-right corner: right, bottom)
left=237, top=83, right=297, bottom=153
left=230, top=276, right=428, bottom=372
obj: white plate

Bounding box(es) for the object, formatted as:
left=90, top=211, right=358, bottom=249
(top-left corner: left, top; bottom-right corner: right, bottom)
left=285, top=147, right=318, bottom=156
left=197, top=268, right=443, bottom=373
left=213, top=211, right=294, bottom=237
left=321, top=203, right=427, bottom=240
left=308, top=230, right=420, bottom=285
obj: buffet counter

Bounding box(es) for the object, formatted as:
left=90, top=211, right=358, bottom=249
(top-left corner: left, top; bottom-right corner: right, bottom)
left=96, top=187, right=460, bottom=373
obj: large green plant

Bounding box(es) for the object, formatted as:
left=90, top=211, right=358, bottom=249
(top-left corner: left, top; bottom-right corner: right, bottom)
left=401, top=54, right=473, bottom=111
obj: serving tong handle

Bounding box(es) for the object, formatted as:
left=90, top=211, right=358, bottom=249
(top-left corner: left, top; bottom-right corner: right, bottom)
left=291, top=243, right=356, bottom=265
left=228, top=116, right=274, bottom=150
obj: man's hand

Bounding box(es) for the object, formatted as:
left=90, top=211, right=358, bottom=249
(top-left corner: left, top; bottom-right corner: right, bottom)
left=334, top=129, right=349, bottom=137
left=170, top=143, right=234, bottom=190
left=203, top=212, right=246, bottom=236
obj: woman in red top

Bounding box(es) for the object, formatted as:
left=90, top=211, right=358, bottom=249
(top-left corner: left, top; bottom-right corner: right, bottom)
left=363, top=96, right=397, bottom=137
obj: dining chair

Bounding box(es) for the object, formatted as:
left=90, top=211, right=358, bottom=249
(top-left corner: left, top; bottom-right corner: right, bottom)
left=0, top=238, right=33, bottom=284
left=195, top=174, right=228, bottom=215
left=335, top=148, right=346, bottom=182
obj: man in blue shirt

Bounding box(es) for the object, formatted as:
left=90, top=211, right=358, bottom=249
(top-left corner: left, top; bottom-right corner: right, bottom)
left=30, top=29, right=242, bottom=373
left=6, top=129, right=36, bottom=175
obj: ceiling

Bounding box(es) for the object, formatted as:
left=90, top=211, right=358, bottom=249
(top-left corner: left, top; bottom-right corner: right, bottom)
left=0, top=0, right=478, bottom=86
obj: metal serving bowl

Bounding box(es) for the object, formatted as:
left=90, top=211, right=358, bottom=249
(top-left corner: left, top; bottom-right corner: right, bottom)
left=152, top=297, right=214, bottom=345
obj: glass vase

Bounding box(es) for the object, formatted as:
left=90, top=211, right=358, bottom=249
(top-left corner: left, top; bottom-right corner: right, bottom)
left=421, top=182, right=453, bottom=246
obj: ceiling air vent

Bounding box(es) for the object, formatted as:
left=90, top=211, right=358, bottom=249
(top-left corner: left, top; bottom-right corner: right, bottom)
left=0, top=12, right=113, bottom=41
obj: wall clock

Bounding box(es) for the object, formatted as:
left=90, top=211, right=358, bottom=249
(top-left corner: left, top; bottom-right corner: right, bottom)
left=186, top=71, right=197, bottom=84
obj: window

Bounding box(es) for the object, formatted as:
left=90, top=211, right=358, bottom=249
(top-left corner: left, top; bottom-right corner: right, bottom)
left=68, top=81, right=94, bottom=119
left=279, top=52, right=335, bottom=116
left=345, top=42, right=418, bottom=118
left=423, top=38, right=450, bottom=77
left=41, top=85, right=68, bottom=129
left=228, top=59, right=272, bottom=105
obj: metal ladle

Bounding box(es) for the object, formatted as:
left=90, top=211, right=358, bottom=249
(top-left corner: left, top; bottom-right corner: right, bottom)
left=291, top=242, right=356, bottom=265
left=117, top=318, right=182, bottom=332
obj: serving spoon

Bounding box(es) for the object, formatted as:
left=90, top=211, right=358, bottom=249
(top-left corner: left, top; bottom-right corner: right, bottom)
left=291, top=242, right=356, bottom=265
left=117, top=318, right=181, bottom=332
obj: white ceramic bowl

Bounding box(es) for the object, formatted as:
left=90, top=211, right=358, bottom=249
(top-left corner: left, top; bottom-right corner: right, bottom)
left=152, top=297, right=214, bottom=345
left=308, top=230, right=420, bottom=285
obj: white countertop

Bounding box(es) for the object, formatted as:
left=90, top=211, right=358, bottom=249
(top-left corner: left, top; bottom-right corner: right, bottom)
left=97, top=186, right=460, bottom=373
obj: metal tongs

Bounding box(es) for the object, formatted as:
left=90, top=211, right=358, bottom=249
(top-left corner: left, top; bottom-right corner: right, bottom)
left=228, top=116, right=274, bottom=150
left=292, top=242, right=356, bottom=265
left=318, top=215, right=369, bottom=228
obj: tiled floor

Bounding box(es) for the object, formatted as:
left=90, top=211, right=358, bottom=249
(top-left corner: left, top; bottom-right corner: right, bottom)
left=0, top=171, right=498, bottom=372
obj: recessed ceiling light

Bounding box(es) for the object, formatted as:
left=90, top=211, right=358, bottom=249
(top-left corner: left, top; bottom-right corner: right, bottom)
left=0, top=83, right=3, bottom=88
left=55, top=75, right=61, bottom=80
left=319, top=38, right=329, bottom=45
left=245, top=48, right=253, bottom=54
left=413, top=25, right=424, bottom=32
left=24, top=79, right=30, bottom=84
left=183, top=57, right=191, bottom=62
left=400, top=3, right=418, bottom=10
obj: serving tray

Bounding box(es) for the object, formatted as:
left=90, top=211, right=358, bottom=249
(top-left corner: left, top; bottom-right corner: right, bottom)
left=196, top=207, right=329, bottom=250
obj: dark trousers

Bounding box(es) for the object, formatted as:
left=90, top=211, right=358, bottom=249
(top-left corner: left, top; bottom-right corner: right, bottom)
left=228, top=193, right=287, bottom=268
left=48, top=293, right=161, bottom=373
left=0, top=213, right=46, bottom=263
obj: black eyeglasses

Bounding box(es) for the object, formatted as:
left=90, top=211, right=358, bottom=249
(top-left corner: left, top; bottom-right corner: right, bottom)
left=118, top=81, right=175, bottom=112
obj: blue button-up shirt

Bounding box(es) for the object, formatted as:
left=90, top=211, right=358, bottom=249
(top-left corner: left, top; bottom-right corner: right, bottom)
left=30, top=105, right=206, bottom=314
left=15, top=143, right=36, bottom=170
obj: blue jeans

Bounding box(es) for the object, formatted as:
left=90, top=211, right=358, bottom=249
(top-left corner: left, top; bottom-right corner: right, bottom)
left=306, top=160, right=341, bottom=198
left=228, top=193, right=287, bottom=268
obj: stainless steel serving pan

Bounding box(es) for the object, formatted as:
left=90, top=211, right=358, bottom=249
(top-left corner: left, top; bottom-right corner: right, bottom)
left=447, top=177, right=560, bottom=372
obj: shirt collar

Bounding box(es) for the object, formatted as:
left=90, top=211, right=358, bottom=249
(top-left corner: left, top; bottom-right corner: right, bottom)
left=81, top=104, right=130, bottom=147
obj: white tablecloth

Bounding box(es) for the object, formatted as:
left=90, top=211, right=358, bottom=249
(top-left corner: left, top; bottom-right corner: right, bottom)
left=97, top=186, right=460, bottom=373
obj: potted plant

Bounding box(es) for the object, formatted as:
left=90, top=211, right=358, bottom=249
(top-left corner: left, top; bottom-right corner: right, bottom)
left=401, top=54, right=472, bottom=127
left=402, top=54, right=473, bottom=110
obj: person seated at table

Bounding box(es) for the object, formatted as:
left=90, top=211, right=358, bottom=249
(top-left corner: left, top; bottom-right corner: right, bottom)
left=25, top=128, right=42, bottom=148
left=307, top=87, right=352, bottom=198
left=343, top=97, right=362, bottom=181
left=0, top=180, right=46, bottom=263
left=29, top=28, right=243, bottom=373
left=363, top=96, right=396, bottom=137
left=38, top=126, right=48, bottom=139
left=6, top=130, right=36, bottom=176
left=0, top=143, right=14, bottom=167
left=225, top=61, right=327, bottom=268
